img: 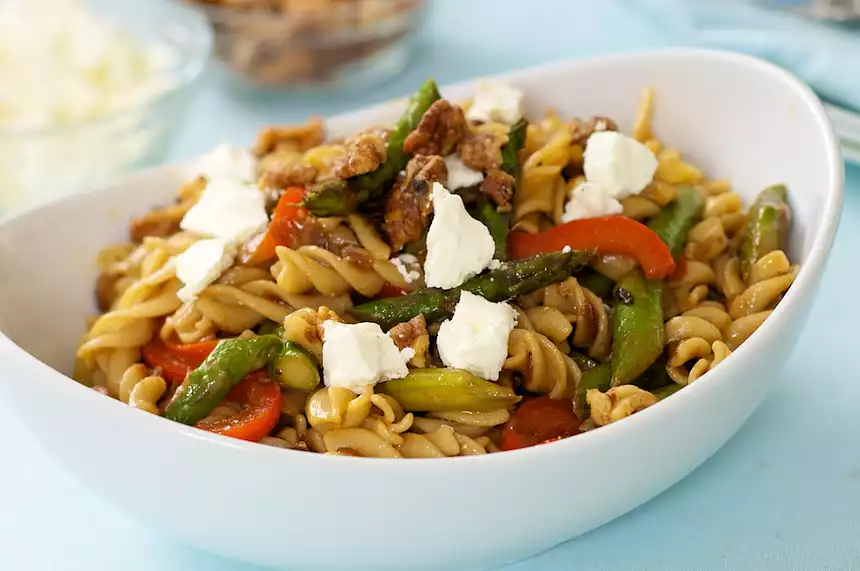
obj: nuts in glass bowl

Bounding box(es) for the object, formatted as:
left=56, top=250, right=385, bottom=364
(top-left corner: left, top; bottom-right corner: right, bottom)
left=187, top=0, right=426, bottom=88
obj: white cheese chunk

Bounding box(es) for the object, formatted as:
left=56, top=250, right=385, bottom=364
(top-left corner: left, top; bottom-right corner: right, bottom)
left=175, top=238, right=236, bottom=303
left=437, top=291, right=518, bottom=381
left=466, top=80, right=524, bottom=125
left=488, top=259, right=502, bottom=270
left=424, top=182, right=495, bottom=289
left=180, top=179, right=269, bottom=243
left=561, top=181, right=624, bottom=222
left=390, top=255, right=421, bottom=284
left=583, top=131, right=658, bottom=199
left=321, top=321, right=410, bottom=394
left=444, top=154, right=484, bottom=190
left=191, top=144, right=257, bottom=183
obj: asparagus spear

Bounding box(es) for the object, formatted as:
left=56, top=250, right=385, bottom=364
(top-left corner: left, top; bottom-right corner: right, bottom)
left=303, top=80, right=442, bottom=216
left=610, top=268, right=665, bottom=387
left=474, top=119, right=529, bottom=260
left=269, top=341, right=320, bottom=392
left=652, top=383, right=682, bottom=401
left=474, top=197, right=511, bottom=260
left=647, top=185, right=705, bottom=257
left=381, top=368, right=521, bottom=412
left=350, top=250, right=593, bottom=329
left=573, top=363, right=611, bottom=419
left=165, top=335, right=282, bottom=425
left=501, top=118, right=528, bottom=175
left=569, top=351, right=600, bottom=372
left=739, top=184, right=790, bottom=282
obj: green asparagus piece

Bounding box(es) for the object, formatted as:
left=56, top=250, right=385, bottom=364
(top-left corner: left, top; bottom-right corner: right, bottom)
left=303, top=80, right=441, bottom=216
left=381, top=368, right=521, bottom=412
left=647, top=185, right=705, bottom=257
left=573, top=363, right=611, bottom=419
left=299, top=180, right=357, bottom=217
left=739, top=184, right=790, bottom=282
left=269, top=341, right=320, bottom=391
left=569, top=351, right=600, bottom=372
left=350, top=250, right=593, bottom=329
left=611, top=269, right=665, bottom=387
left=577, top=271, right=615, bottom=302
left=501, top=118, right=528, bottom=175
left=474, top=197, right=512, bottom=260
left=164, top=335, right=282, bottom=425
left=652, top=383, right=682, bottom=401
left=475, top=119, right=529, bottom=260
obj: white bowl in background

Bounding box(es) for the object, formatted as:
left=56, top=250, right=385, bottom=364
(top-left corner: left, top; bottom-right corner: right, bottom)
left=0, top=49, right=843, bottom=571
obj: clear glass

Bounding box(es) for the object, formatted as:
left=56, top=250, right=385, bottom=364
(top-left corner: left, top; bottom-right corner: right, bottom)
left=0, top=0, right=213, bottom=214
left=193, top=0, right=426, bottom=90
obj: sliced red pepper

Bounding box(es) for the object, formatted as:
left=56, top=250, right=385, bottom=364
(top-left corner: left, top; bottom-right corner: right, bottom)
left=508, top=215, right=676, bottom=280
left=195, top=371, right=282, bottom=442
left=242, top=186, right=308, bottom=265
left=142, top=337, right=219, bottom=383
left=375, top=283, right=408, bottom=299
left=500, top=397, right=583, bottom=451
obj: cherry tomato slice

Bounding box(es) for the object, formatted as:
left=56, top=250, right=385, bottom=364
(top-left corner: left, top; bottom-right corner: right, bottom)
left=142, top=337, right=219, bottom=383
left=500, top=397, right=583, bottom=451
left=195, top=371, right=282, bottom=442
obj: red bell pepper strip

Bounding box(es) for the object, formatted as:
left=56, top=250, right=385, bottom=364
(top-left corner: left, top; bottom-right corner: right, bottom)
left=195, top=371, right=282, bottom=442
left=142, top=337, right=219, bottom=383
left=500, top=397, right=582, bottom=451
left=507, top=216, right=676, bottom=280
left=242, top=186, right=308, bottom=265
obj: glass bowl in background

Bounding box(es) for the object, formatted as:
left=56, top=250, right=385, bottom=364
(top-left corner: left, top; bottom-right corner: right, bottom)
left=0, top=0, right=212, bottom=215
left=189, top=0, right=426, bottom=89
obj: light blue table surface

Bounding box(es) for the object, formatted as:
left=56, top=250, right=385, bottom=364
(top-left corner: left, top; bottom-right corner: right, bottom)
left=3, top=1, right=860, bottom=570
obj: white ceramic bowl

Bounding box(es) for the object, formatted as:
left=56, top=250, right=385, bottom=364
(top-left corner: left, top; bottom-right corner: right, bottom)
left=0, top=49, right=843, bottom=571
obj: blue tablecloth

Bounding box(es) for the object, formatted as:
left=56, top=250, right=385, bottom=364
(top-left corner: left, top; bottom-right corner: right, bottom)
left=3, top=1, right=860, bottom=570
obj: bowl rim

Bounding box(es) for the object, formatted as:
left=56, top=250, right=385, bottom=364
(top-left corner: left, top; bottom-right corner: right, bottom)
left=0, top=47, right=844, bottom=468
left=0, top=0, right=213, bottom=138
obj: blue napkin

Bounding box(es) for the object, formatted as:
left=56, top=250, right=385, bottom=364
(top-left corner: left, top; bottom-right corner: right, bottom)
left=631, top=0, right=860, bottom=112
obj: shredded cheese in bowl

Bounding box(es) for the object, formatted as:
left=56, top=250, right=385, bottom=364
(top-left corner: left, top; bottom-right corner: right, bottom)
left=0, top=0, right=211, bottom=213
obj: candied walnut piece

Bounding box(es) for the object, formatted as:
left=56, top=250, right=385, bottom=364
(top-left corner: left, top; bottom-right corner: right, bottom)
left=479, top=168, right=515, bottom=211
left=384, top=155, right=447, bottom=252
left=570, top=116, right=618, bottom=147
left=458, top=130, right=506, bottom=172
left=388, top=314, right=430, bottom=368
left=128, top=204, right=186, bottom=242
left=333, top=133, right=386, bottom=179
left=259, top=163, right=318, bottom=190
left=254, top=118, right=325, bottom=157
left=402, top=99, right=467, bottom=156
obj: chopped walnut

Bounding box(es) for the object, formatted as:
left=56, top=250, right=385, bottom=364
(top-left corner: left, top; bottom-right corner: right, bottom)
left=388, top=315, right=430, bottom=368
left=128, top=203, right=186, bottom=243
left=333, top=133, right=386, bottom=179
left=259, top=163, right=318, bottom=190
left=586, top=385, right=657, bottom=427
left=129, top=177, right=206, bottom=242
left=282, top=306, right=343, bottom=361
left=458, top=129, right=506, bottom=172
left=479, top=168, right=515, bottom=211
left=402, top=99, right=467, bottom=156
left=384, top=155, right=447, bottom=252
left=254, top=118, right=325, bottom=157
left=570, top=116, right=618, bottom=147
